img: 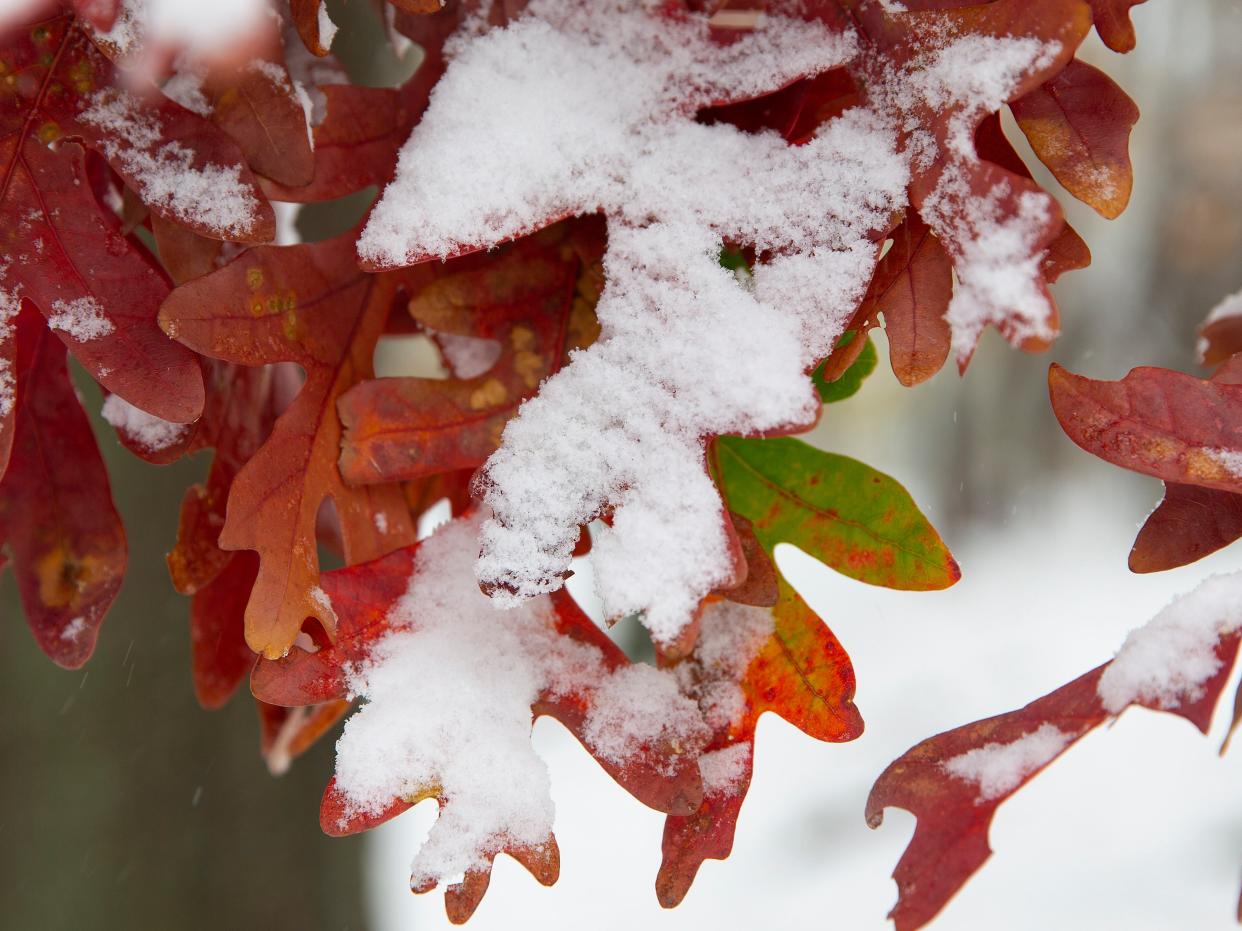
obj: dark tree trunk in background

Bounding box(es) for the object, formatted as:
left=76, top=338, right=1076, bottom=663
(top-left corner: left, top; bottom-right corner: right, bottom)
left=0, top=371, right=366, bottom=930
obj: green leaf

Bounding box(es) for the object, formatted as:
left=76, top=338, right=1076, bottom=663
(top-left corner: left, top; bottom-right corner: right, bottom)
left=713, top=435, right=959, bottom=591
left=813, top=331, right=877, bottom=404
left=718, top=247, right=749, bottom=271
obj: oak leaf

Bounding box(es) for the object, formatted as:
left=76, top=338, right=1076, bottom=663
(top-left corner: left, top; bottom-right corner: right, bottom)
left=1049, top=362, right=1242, bottom=495
left=869, top=615, right=1241, bottom=930
left=339, top=219, right=603, bottom=485
left=1010, top=58, right=1140, bottom=219
left=0, top=304, right=126, bottom=668
left=159, top=231, right=417, bottom=658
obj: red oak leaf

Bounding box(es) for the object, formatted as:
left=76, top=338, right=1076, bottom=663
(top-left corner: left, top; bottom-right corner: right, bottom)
left=2, top=14, right=274, bottom=241
left=1010, top=57, right=1140, bottom=219
left=1087, top=0, right=1148, bottom=53
left=868, top=615, right=1242, bottom=930
left=1125, top=354, right=1242, bottom=572
left=0, top=136, right=204, bottom=426
left=1049, top=362, right=1242, bottom=495
left=0, top=303, right=126, bottom=667
left=866, top=211, right=952, bottom=387
left=270, top=2, right=465, bottom=203
left=253, top=525, right=706, bottom=921
left=338, top=218, right=603, bottom=485
left=159, top=231, right=421, bottom=658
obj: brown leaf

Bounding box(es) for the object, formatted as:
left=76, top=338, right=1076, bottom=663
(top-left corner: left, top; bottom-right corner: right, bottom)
left=1010, top=58, right=1140, bottom=219
left=339, top=219, right=603, bottom=484
left=869, top=212, right=952, bottom=386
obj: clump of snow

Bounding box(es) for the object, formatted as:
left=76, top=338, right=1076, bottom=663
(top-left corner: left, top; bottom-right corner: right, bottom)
left=360, top=0, right=1066, bottom=643
left=97, top=0, right=268, bottom=60
left=334, top=513, right=710, bottom=891
left=698, top=743, right=751, bottom=795
left=581, top=665, right=710, bottom=769
left=0, top=284, right=20, bottom=419
left=1205, top=447, right=1242, bottom=479
left=434, top=331, right=503, bottom=379
left=942, top=723, right=1073, bottom=801
left=47, top=297, right=114, bottom=341
left=79, top=89, right=260, bottom=238
left=60, top=616, right=88, bottom=642
left=101, top=394, right=191, bottom=450
left=1098, top=572, right=1242, bottom=714
left=317, top=2, right=338, bottom=49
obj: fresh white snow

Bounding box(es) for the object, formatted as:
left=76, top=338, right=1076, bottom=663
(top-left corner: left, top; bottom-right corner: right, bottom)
left=46, top=296, right=114, bottom=341
left=101, top=393, right=191, bottom=450
left=79, top=89, right=261, bottom=238
left=942, top=723, right=1074, bottom=801
left=1098, top=572, right=1242, bottom=714
left=359, top=0, right=1069, bottom=644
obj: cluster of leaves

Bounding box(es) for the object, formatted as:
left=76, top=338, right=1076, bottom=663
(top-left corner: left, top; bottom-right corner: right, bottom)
left=868, top=243, right=1242, bottom=929
left=0, top=0, right=1153, bottom=924
left=858, top=5, right=1242, bottom=927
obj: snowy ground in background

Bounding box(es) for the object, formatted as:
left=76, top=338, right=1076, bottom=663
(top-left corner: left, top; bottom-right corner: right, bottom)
left=363, top=465, right=1242, bottom=930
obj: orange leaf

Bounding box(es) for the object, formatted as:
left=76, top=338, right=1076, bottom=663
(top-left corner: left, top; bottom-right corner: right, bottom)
left=339, top=220, right=602, bottom=484
left=159, top=232, right=417, bottom=658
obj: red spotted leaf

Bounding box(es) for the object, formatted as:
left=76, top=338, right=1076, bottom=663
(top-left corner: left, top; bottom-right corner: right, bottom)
left=1049, top=362, right=1242, bottom=495
left=712, top=435, right=959, bottom=592
left=0, top=304, right=126, bottom=667
left=339, top=220, right=603, bottom=485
